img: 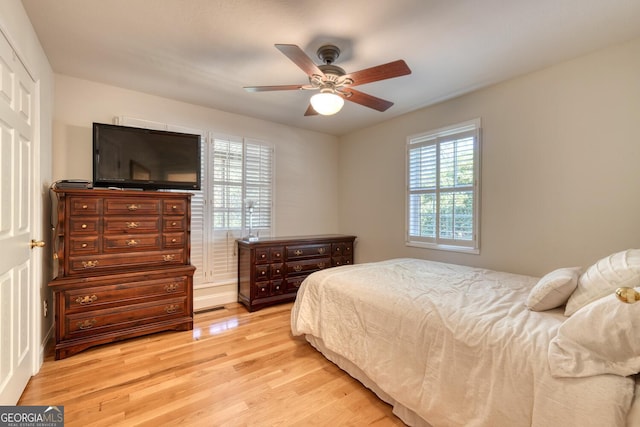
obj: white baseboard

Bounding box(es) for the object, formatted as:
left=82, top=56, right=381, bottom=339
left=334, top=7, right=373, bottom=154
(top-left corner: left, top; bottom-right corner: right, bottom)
left=194, top=289, right=237, bottom=312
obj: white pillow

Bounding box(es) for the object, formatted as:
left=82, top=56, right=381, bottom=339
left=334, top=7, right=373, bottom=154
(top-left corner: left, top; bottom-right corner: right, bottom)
left=525, top=267, right=581, bottom=311
left=564, top=249, right=640, bottom=316
left=549, top=291, right=640, bottom=378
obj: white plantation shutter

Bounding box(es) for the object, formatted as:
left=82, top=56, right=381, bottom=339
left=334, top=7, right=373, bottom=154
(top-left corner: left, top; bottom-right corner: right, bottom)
left=211, top=136, right=244, bottom=283
left=209, top=135, right=274, bottom=284
left=244, top=139, right=273, bottom=239
left=188, top=140, right=206, bottom=285
left=407, top=119, right=480, bottom=252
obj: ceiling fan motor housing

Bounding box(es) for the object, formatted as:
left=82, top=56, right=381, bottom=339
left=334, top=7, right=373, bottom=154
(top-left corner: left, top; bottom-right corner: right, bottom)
left=317, top=45, right=341, bottom=64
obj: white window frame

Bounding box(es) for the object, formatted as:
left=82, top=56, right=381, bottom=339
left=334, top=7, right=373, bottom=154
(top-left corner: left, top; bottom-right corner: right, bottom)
left=406, top=118, right=481, bottom=254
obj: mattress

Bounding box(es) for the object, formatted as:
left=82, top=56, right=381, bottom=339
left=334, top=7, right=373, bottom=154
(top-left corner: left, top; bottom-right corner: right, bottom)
left=291, top=258, right=637, bottom=426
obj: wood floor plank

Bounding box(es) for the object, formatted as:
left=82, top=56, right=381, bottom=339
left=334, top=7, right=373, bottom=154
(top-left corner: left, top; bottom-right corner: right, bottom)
left=19, top=302, right=405, bottom=426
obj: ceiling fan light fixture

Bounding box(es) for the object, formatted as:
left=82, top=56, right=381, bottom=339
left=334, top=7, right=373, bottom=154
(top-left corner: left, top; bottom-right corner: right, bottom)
left=310, top=90, right=344, bottom=115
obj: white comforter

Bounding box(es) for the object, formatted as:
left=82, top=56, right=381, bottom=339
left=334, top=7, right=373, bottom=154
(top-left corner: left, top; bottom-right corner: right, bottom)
left=291, top=258, right=636, bottom=427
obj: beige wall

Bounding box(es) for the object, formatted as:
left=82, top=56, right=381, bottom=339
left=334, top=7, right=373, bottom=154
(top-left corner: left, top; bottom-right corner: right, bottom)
left=52, top=74, right=341, bottom=238
left=339, top=37, right=640, bottom=277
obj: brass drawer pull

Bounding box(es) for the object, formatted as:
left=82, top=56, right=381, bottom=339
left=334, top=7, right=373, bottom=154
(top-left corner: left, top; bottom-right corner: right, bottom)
left=127, top=204, right=139, bottom=211
left=77, top=319, right=97, bottom=330
left=163, top=254, right=175, bottom=262
left=81, top=243, right=88, bottom=248
left=165, top=304, right=178, bottom=314
left=82, top=260, right=99, bottom=268
left=171, top=238, right=177, bottom=243
left=293, top=265, right=302, bottom=272
left=294, top=250, right=303, bottom=256
left=317, top=262, right=326, bottom=269
left=82, top=204, right=88, bottom=209
left=126, top=222, right=139, bottom=229
left=127, top=239, right=139, bottom=246
left=75, top=294, right=98, bottom=305
left=171, top=221, right=177, bottom=226
left=165, top=283, right=179, bottom=293
left=172, top=205, right=178, bottom=210
left=81, top=224, right=88, bottom=229
left=318, top=247, right=326, bottom=254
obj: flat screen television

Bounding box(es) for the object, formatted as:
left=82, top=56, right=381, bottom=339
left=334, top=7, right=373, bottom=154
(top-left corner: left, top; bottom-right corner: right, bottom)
left=92, top=123, right=201, bottom=191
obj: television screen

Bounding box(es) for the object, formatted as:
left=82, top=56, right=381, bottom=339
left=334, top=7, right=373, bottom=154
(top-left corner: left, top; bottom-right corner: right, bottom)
left=93, top=123, right=201, bottom=191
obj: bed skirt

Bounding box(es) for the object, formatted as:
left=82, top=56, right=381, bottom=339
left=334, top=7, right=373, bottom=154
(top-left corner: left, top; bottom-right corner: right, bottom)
left=305, top=334, right=432, bottom=427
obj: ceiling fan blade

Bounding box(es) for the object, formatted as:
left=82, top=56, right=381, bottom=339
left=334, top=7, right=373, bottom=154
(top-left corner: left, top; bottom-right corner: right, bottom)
left=243, top=84, right=304, bottom=92
left=275, top=44, right=324, bottom=77
left=304, top=104, right=318, bottom=116
left=345, top=60, right=411, bottom=87
left=343, top=88, right=394, bottom=112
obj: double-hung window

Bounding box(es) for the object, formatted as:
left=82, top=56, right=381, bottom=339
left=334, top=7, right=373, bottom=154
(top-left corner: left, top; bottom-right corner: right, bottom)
left=406, top=118, right=481, bottom=253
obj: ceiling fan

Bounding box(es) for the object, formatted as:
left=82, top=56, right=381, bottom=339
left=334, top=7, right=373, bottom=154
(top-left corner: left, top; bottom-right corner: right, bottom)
left=243, top=44, right=412, bottom=116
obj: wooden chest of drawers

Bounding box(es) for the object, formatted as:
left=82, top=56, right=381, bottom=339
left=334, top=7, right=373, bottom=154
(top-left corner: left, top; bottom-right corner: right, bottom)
left=48, top=188, right=195, bottom=359
left=237, top=234, right=356, bottom=312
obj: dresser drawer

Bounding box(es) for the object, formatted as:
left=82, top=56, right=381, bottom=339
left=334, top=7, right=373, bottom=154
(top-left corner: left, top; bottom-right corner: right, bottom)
left=255, top=280, right=284, bottom=298
left=287, top=244, right=331, bottom=260
left=332, top=256, right=353, bottom=267
left=286, top=257, right=331, bottom=276
left=68, top=197, right=100, bottom=215
left=254, top=263, right=284, bottom=282
left=67, top=249, right=185, bottom=275
left=103, top=217, right=160, bottom=233
left=63, top=275, right=190, bottom=313
left=284, top=276, right=305, bottom=293
left=332, top=242, right=353, bottom=257
left=103, top=234, right=160, bottom=251
left=62, top=296, right=188, bottom=340
left=69, top=217, right=99, bottom=233
left=69, top=236, right=100, bottom=254
left=104, top=198, right=161, bottom=215
left=164, top=216, right=186, bottom=231
left=163, top=200, right=187, bottom=215
left=255, top=246, right=284, bottom=264
left=163, top=233, right=186, bottom=247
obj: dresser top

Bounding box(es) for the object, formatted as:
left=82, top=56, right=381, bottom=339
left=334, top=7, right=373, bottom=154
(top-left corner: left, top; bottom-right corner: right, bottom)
left=237, top=234, right=356, bottom=246
left=51, top=188, right=193, bottom=198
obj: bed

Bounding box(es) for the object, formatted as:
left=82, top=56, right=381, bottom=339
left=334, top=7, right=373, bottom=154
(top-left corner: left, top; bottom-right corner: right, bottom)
left=291, top=256, right=640, bottom=426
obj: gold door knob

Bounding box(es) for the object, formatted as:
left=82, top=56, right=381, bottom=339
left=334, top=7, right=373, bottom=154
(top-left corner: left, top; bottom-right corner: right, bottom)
left=30, top=239, right=45, bottom=249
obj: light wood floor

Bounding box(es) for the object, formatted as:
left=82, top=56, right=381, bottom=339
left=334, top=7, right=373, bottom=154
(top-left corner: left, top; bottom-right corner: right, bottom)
left=19, top=302, right=405, bottom=426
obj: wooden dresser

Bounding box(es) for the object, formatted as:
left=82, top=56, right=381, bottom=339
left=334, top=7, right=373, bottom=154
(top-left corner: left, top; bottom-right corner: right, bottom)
left=237, top=234, right=356, bottom=312
left=48, top=188, right=195, bottom=359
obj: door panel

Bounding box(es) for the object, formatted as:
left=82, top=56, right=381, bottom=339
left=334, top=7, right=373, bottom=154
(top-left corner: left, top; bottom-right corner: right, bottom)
left=0, top=28, right=36, bottom=405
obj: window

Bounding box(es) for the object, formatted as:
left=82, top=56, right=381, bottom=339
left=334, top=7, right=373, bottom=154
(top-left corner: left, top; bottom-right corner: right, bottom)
left=195, top=134, right=274, bottom=285
left=115, top=117, right=274, bottom=290
left=406, top=118, right=480, bottom=253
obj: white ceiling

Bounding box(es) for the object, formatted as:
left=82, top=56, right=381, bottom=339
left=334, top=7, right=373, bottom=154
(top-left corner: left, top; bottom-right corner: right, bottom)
left=21, top=0, right=640, bottom=136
